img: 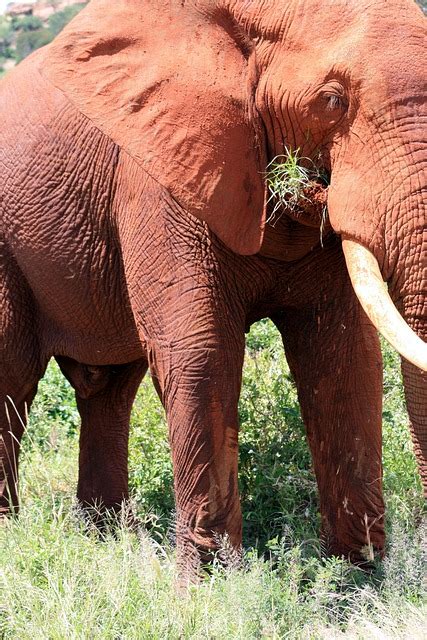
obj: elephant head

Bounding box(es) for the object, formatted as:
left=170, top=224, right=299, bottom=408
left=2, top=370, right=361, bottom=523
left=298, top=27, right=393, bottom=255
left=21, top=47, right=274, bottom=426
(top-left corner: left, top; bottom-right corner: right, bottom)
left=42, top=0, right=426, bottom=480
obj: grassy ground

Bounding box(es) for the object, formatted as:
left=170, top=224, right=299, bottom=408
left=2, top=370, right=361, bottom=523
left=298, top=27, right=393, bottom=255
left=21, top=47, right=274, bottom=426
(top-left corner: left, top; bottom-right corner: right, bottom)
left=0, top=320, right=425, bottom=638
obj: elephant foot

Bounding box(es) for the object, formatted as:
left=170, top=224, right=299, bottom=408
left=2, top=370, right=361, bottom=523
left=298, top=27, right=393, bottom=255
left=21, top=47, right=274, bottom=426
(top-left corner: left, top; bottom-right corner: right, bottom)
left=0, top=503, right=18, bottom=519
left=321, top=511, right=385, bottom=568
left=74, top=498, right=138, bottom=535
left=0, top=483, right=19, bottom=519
left=175, top=521, right=242, bottom=585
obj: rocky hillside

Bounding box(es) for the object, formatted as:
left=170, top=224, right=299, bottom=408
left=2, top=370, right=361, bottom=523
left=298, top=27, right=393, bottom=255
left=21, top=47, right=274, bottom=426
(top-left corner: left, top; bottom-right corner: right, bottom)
left=6, top=1, right=84, bottom=19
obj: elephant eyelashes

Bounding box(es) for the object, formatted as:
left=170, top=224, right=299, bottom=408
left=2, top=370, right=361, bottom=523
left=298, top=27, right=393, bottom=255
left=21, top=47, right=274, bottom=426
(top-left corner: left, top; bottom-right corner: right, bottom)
left=324, top=93, right=347, bottom=112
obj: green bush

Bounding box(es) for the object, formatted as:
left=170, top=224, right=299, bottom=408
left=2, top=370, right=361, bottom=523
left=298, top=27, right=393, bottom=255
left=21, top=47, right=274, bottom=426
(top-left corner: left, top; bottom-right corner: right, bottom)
left=128, top=381, right=174, bottom=534
left=239, top=321, right=317, bottom=550
left=15, top=28, right=52, bottom=62
left=48, top=3, right=87, bottom=37
left=0, top=17, right=14, bottom=58
left=11, top=15, right=44, bottom=32
left=27, top=360, right=79, bottom=452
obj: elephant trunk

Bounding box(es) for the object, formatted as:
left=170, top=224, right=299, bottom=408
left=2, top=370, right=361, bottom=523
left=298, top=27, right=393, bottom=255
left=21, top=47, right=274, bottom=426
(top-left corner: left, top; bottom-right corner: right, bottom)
left=329, top=97, right=426, bottom=485
left=400, top=287, right=427, bottom=490
left=329, top=101, right=426, bottom=365
left=402, top=356, right=427, bottom=489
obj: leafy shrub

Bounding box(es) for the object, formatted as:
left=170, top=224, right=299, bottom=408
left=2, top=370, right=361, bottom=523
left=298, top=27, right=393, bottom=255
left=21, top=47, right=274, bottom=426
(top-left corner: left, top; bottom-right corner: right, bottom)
left=27, top=361, right=79, bottom=453
left=48, top=3, right=87, bottom=37
left=11, top=15, right=44, bottom=33
left=381, top=341, right=423, bottom=525
left=0, top=17, right=14, bottom=58
left=239, top=321, right=317, bottom=550
left=128, top=381, right=174, bottom=533
left=15, top=28, right=52, bottom=62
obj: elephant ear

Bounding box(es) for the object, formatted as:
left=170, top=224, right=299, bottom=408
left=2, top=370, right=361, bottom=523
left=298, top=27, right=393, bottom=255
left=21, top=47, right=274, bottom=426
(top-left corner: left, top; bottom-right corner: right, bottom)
left=41, top=0, right=266, bottom=255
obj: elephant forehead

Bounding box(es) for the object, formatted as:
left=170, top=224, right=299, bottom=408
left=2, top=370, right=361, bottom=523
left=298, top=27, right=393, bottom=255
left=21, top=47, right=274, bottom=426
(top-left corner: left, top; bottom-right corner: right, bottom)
left=244, top=0, right=422, bottom=39
left=253, top=0, right=424, bottom=69
left=255, top=0, right=426, bottom=116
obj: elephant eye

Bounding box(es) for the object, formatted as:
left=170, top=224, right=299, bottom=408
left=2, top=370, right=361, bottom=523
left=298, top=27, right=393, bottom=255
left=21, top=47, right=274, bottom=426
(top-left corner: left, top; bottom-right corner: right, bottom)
left=324, top=92, right=347, bottom=112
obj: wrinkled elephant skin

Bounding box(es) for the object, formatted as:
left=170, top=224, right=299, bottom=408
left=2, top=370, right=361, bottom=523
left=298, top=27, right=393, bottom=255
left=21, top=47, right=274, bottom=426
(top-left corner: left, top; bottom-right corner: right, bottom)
left=0, top=0, right=425, bottom=578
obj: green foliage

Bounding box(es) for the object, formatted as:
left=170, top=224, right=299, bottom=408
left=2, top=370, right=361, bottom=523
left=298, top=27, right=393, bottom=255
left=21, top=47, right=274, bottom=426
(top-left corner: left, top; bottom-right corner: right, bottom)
left=1, top=2, right=87, bottom=67
left=381, top=341, right=423, bottom=524
left=11, top=15, right=44, bottom=32
left=239, top=321, right=317, bottom=550
left=48, top=3, right=87, bottom=37
left=0, top=17, right=14, bottom=59
left=15, top=27, right=52, bottom=62
left=267, top=149, right=312, bottom=214
left=128, top=381, right=174, bottom=534
left=27, top=360, right=79, bottom=452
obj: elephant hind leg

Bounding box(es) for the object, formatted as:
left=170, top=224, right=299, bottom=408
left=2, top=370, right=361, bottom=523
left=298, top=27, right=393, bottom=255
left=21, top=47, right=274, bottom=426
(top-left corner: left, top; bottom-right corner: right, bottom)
left=0, top=252, right=46, bottom=516
left=0, top=382, right=42, bottom=516
left=0, top=350, right=45, bottom=516
left=56, top=356, right=147, bottom=517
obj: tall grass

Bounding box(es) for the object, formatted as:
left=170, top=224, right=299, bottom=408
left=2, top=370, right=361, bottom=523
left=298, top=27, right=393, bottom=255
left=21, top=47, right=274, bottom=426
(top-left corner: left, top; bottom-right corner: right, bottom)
left=0, top=320, right=425, bottom=638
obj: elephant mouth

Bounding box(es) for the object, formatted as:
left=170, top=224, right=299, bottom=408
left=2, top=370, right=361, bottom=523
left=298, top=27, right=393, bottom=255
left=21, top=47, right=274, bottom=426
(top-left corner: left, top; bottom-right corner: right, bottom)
left=267, top=170, right=330, bottom=229
left=293, top=181, right=329, bottom=229
left=265, top=149, right=331, bottom=229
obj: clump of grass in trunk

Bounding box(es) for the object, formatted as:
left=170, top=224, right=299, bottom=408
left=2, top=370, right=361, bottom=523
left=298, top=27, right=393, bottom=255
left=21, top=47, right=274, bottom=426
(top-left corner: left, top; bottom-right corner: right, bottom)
left=266, top=147, right=329, bottom=239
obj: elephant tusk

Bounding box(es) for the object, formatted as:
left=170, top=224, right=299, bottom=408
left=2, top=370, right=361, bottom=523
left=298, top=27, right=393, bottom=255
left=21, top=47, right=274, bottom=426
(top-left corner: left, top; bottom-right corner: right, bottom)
left=342, top=239, right=427, bottom=372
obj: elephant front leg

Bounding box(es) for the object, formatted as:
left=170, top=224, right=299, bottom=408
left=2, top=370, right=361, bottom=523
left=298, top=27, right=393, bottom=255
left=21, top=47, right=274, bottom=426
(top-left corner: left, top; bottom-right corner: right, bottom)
left=150, top=334, right=245, bottom=580
left=276, top=270, right=385, bottom=562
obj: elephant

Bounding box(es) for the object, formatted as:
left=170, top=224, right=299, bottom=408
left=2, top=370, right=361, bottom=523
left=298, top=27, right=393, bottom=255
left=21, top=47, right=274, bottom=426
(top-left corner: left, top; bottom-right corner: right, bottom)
left=0, top=0, right=426, bottom=578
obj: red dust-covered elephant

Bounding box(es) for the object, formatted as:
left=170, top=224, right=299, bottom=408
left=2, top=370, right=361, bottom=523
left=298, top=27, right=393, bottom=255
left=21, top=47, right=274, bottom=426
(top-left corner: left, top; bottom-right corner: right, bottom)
left=0, top=0, right=426, bottom=576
